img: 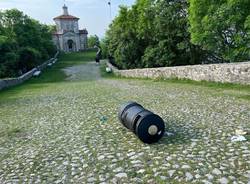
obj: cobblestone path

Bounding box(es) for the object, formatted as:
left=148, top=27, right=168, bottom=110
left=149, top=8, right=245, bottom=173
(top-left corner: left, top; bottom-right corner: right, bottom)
left=62, top=62, right=101, bottom=81
left=0, top=56, right=249, bottom=184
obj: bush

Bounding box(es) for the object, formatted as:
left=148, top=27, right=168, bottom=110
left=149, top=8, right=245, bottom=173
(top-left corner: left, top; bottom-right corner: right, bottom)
left=100, top=38, right=108, bottom=59
left=0, top=52, right=19, bottom=78
left=18, top=47, right=41, bottom=72
left=0, top=36, right=19, bottom=77
left=88, top=35, right=100, bottom=48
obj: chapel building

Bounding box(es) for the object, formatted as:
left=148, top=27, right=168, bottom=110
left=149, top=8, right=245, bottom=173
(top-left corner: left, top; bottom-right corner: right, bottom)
left=52, top=5, right=88, bottom=52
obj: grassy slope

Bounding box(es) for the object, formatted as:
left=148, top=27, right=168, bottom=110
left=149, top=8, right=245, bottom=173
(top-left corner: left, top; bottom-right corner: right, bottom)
left=29, top=51, right=97, bottom=83
left=0, top=51, right=96, bottom=99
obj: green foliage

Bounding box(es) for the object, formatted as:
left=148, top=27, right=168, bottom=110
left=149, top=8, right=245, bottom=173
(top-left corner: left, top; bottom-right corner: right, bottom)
left=0, top=35, right=19, bottom=77
left=18, top=47, right=41, bottom=71
left=189, top=0, right=250, bottom=62
left=106, top=0, right=250, bottom=68
left=88, top=35, right=100, bottom=48
left=100, top=38, right=108, bottom=59
left=106, top=0, right=204, bottom=69
left=27, top=51, right=96, bottom=84
left=0, top=9, right=56, bottom=78
left=106, top=4, right=148, bottom=69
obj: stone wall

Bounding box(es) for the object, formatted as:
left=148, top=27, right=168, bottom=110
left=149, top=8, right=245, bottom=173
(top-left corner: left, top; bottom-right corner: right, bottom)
left=107, top=61, right=250, bottom=85
left=0, top=52, right=59, bottom=91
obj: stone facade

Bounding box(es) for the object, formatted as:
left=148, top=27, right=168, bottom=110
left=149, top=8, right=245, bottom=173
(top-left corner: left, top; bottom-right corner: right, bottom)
left=107, top=62, right=250, bottom=85
left=53, top=5, right=88, bottom=52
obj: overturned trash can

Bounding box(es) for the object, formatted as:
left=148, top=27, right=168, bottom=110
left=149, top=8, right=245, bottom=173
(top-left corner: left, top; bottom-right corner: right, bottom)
left=118, top=102, right=165, bottom=144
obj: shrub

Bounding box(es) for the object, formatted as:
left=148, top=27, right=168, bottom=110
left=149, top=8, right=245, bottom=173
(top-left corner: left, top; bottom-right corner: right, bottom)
left=18, top=47, right=41, bottom=72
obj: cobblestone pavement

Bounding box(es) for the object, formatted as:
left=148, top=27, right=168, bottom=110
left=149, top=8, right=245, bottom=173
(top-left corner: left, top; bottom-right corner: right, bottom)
left=62, top=62, right=101, bottom=81
left=0, top=60, right=249, bottom=184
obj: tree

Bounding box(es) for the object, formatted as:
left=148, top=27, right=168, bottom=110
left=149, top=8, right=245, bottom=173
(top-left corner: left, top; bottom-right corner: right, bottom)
left=0, top=9, right=56, bottom=78
left=189, top=0, right=250, bottom=62
left=0, top=36, right=19, bottom=77
left=106, top=0, right=156, bottom=69
left=142, top=0, right=204, bottom=67
left=100, top=38, right=108, bottom=59
left=18, top=47, right=41, bottom=72
left=105, top=0, right=204, bottom=69
left=88, top=35, right=100, bottom=48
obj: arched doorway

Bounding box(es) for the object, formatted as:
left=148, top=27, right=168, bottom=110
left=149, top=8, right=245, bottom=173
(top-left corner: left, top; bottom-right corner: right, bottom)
left=67, top=39, right=74, bottom=52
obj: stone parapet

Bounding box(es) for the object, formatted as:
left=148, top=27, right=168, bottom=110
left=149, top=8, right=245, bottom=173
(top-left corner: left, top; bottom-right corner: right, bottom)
left=0, top=51, right=59, bottom=91
left=107, top=61, right=250, bottom=85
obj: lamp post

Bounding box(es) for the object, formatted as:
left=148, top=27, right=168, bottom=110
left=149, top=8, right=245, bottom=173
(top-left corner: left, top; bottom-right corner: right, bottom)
left=108, top=1, right=112, bottom=21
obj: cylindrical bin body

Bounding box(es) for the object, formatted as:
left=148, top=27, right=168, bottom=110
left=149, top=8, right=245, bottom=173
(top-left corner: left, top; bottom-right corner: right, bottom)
left=118, top=102, right=165, bottom=143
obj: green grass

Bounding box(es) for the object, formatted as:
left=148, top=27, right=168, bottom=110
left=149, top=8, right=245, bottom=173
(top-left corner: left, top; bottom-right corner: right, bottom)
left=60, top=51, right=96, bottom=62
left=101, top=62, right=250, bottom=96
left=239, top=94, right=250, bottom=100
left=108, top=74, right=250, bottom=92
left=100, top=61, right=115, bottom=78
left=0, top=126, right=22, bottom=138
left=28, top=51, right=96, bottom=84
left=157, top=77, right=250, bottom=91
left=0, top=51, right=96, bottom=99
left=154, top=78, right=250, bottom=100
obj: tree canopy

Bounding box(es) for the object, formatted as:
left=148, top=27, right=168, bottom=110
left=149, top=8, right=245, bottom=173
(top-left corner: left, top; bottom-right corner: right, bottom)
left=105, top=0, right=204, bottom=69
left=105, top=0, right=250, bottom=69
left=88, top=35, right=100, bottom=48
left=189, top=0, right=250, bottom=62
left=0, top=9, right=56, bottom=78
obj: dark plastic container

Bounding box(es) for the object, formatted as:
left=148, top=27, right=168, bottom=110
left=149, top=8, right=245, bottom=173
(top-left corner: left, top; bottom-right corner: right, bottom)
left=118, top=102, right=165, bottom=143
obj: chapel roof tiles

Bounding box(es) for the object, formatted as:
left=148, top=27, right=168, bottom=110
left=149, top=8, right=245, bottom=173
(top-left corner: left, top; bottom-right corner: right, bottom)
left=79, top=29, right=88, bottom=34
left=53, top=15, right=79, bottom=20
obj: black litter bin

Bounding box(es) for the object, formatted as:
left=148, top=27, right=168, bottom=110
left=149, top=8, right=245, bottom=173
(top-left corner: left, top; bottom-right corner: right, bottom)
left=118, top=102, right=165, bottom=143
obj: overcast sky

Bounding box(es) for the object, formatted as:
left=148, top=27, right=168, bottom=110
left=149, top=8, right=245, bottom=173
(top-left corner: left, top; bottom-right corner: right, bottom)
left=0, top=0, right=135, bottom=37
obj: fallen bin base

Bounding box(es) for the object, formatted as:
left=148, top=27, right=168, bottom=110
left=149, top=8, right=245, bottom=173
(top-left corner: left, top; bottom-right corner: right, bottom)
left=118, top=102, right=165, bottom=144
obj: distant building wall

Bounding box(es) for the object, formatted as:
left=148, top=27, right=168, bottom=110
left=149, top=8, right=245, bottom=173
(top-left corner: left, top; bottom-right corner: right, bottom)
left=107, top=62, right=250, bottom=85
left=80, top=34, right=88, bottom=50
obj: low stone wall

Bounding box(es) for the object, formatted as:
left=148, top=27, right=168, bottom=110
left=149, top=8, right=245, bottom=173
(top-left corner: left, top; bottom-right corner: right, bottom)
left=107, top=61, right=250, bottom=85
left=0, top=52, right=59, bottom=91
